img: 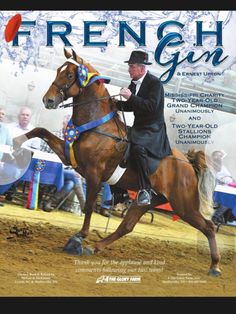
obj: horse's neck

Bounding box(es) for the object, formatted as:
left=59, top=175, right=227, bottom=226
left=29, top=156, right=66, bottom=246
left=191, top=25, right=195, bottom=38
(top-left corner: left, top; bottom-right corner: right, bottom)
left=72, top=85, right=110, bottom=125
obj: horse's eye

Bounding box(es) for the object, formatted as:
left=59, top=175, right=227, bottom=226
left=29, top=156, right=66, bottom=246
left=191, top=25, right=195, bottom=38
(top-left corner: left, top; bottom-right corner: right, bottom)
left=68, top=73, right=74, bottom=80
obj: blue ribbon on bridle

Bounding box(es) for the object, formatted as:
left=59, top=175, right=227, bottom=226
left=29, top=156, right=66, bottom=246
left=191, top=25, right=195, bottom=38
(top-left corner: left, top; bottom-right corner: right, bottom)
left=77, top=63, right=111, bottom=87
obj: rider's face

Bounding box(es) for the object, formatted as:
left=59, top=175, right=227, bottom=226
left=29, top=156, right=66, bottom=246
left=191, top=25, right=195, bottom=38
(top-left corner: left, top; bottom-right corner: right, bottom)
left=128, top=64, right=145, bottom=80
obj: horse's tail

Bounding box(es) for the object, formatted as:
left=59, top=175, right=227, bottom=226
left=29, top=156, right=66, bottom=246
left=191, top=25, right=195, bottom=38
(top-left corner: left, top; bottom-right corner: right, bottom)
left=186, top=149, right=215, bottom=220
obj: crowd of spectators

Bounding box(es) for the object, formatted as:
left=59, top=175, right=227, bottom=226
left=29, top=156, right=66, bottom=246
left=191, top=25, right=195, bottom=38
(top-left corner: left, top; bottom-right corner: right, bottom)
left=0, top=106, right=113, bottom=217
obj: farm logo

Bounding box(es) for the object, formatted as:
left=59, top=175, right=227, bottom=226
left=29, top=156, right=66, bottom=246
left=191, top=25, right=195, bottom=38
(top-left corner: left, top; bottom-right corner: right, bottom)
left=96, top=275, right=141, bottom=284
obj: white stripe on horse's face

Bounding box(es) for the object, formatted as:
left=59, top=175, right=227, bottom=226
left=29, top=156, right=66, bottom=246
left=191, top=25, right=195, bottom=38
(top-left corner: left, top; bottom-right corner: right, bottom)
left=66, top=58, right=81, bottom=67
left=59, top=58, right=80, bottom=73
left=59, top=65, right=67, bottom=73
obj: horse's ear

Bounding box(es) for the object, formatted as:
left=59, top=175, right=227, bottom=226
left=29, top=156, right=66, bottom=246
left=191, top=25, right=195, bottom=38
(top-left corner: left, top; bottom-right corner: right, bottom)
left=64, top=48, right=72, bottom=59
left=72, top=49, right=77, bottom=61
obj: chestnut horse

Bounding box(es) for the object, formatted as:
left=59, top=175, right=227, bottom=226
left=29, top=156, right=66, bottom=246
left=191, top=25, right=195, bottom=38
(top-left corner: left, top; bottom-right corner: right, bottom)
left=14, top=49, right=221, bottom=276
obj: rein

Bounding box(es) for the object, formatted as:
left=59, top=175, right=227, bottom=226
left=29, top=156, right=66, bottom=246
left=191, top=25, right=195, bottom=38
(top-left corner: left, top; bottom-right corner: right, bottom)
left=59, top=94, right=121, bottom=108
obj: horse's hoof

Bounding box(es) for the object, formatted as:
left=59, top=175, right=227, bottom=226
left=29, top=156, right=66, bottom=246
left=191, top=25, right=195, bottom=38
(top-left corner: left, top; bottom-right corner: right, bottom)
left=208, top=268, right=222, bottom=277
left=63, top=234, right=84, bottom=255
left=63, top=234, right=94, bottom=256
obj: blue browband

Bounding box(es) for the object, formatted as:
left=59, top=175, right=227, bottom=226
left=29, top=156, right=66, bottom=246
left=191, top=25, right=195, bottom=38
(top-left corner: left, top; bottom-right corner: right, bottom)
left=76, top=63, right=111, bottom=87
left=64, top=111, right=116, bottom=167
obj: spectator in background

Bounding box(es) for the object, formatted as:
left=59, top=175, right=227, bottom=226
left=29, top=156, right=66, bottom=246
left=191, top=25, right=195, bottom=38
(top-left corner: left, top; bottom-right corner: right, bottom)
left=81, top=180, right=113, bottom=217
left=211, top=150, right=234, bottom=185
left=99, top=182, right=112, bottom=217
left=0, top=107, right=14, bottom=205
left=4, top=106, right=41, bottom=201
left=10, top=106, right=34, bottom=135
left=0, top=106, right=12, bottom=160
left=0, top=106, right=6, bottom=122
left=211, top=150, right=234, bottom=224
left=9, top=106, right=41, bottom=150
left=41, top=114, right=85, bottom=215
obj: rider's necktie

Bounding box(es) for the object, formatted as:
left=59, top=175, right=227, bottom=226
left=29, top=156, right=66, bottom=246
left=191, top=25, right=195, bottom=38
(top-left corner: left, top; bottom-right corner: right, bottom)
left=129, top=81, right=137, bottom=95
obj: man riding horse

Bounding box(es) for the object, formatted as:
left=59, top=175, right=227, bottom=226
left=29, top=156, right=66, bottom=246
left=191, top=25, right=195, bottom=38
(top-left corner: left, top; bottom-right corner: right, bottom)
left=115, top=50, right=172, bottom=205
left=14, top=49, right=221, bottom=276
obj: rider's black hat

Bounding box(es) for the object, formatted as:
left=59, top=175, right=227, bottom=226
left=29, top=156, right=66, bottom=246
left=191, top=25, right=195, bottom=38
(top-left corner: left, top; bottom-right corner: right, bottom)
left=124, top=50, right=152, bottom=65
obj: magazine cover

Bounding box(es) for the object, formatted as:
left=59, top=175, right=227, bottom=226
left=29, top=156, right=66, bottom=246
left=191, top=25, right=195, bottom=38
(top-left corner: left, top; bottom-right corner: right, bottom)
left=0, top=9, right=236, bottom=298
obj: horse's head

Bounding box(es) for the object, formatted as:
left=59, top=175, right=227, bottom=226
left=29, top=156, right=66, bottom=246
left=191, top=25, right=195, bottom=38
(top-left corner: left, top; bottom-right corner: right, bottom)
left=42, top=49, right=102, bottom=109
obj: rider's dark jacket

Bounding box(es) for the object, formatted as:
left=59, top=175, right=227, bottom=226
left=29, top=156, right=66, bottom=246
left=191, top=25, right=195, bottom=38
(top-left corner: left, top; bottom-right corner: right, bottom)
left=116, top=71, right=172, bottom=159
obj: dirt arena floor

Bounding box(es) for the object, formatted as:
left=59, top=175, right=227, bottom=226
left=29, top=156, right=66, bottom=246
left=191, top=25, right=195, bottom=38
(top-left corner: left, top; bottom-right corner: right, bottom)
left=0, top=202, right=235, bottom=297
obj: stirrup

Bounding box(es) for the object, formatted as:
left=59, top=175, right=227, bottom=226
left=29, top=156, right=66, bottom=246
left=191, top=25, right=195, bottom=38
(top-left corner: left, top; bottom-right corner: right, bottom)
left=136, top=189, right=152, bottom=206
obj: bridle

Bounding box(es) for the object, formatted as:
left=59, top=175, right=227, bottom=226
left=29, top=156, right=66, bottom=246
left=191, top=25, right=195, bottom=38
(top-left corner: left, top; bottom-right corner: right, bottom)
left=52, top=58, right=120, bottom=108
left=52, top=60, right=80, bottom=101
left=52, top=79, right=78, bottom=101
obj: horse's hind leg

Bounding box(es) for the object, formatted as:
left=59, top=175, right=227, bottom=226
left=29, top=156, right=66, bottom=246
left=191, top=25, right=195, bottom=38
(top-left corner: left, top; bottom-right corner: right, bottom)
left=93, top=203, right=150, bottom=253
left=184, top=213, right=221, bottom=276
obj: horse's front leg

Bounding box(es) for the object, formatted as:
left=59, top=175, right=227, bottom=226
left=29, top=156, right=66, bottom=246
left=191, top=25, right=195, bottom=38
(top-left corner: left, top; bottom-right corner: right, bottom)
left=13, top=127, right=67, bottom=164
left=63, top=174, right=102, bottom=255
left=79, top=177, right=102, bottom=238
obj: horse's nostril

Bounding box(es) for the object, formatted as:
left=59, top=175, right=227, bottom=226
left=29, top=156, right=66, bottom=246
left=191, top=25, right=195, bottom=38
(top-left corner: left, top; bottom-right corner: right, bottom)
left=43, top=96, right=55, bottom=107
left=47, top=98, right=55, bottom=104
